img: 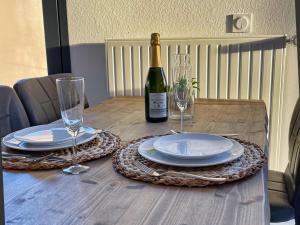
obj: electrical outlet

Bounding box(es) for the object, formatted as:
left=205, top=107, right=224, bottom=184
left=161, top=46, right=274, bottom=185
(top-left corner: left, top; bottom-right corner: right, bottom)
left=231, top=14, right=252, bottom=33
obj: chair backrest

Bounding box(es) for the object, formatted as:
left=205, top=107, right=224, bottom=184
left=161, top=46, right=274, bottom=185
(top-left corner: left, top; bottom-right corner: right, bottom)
left=0, top=85, right=30, bottom=140
left=285, top=97, right=300, bottom=207
left=13, top=74, right=89, bottom=126
left=0, top=85, right=28, bottom=224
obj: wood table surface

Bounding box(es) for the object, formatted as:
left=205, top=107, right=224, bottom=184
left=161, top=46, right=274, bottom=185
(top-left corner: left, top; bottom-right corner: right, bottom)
left=4, top=97, right=269, bottom=225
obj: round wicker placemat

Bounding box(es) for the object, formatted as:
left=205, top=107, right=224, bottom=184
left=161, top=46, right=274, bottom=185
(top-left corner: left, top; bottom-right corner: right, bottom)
left=2, top=130, right=121, bottom=170
left=112, top=135, right=267, bottom=187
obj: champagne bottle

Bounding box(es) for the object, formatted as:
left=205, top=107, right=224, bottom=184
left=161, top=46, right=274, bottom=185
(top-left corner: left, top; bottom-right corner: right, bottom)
left=145, top=33, right=168, bottom=122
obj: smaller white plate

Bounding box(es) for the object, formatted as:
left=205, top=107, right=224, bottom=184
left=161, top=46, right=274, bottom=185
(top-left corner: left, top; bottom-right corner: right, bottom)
left=138, top=137, right=244, bottom=167
left=2, top=126, right=97, bottom=151
left=153, top=133, right=234, bottom=159
left=14, top=126, right=85, bottom=145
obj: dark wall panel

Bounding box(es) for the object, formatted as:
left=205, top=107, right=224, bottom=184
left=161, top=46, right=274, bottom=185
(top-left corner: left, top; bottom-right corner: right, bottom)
left=42, top=0, right=71, bottom=74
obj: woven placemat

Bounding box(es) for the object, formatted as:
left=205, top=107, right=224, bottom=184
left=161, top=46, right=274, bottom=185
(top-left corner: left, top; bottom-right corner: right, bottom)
left=2, top=130, right=121, bottom=170
left=112, top=135, right=267, bottom=187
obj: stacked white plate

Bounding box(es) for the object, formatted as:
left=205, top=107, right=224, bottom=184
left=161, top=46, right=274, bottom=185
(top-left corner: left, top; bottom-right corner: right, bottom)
left=138, top=133, right=244, bottom=167
left=2, top=123, right=97, bottom=152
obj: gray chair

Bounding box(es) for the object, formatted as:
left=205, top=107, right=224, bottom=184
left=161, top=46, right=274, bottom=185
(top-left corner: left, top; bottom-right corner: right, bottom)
left=0, top=85, right=30, bottom=224
left=13, top=74, right=89, bottom=126
left=268, top=97, right=300, bottom=224
left=0, top=85, right=30, bottom=140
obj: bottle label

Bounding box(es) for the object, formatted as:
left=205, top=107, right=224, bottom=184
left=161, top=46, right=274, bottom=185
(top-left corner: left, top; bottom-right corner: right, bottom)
left=149, top=93, right=167, bottom=118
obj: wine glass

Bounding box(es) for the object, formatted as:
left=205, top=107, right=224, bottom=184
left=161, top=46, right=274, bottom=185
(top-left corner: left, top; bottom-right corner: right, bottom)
left=56, top=77, right=89, bottom=175
left=172, top=54, right=192, bottom=132
left=173, top=74, right=192, bottom=132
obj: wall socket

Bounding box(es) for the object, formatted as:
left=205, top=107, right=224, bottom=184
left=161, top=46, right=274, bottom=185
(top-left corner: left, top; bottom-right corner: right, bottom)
left=230, top=14, right=252, bottom=33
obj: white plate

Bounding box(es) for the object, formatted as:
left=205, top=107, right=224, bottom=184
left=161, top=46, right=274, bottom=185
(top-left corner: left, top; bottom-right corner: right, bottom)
left=14, top=125, right=85, bottom=145
left=138, top=137, right=244, bottom=167
left=2, top=126, right=97, bottom=151
left=153, top=133, right=234, bottom=159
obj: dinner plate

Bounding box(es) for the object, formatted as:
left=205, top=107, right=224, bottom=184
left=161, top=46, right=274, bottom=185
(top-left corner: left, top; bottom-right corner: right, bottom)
left=138, top=137, right=244, bottom=167
left=2, top=126, right=97, bottom=151
left=14, top=125, right=85, bottom=145
left=153, top=133, right=234, bottom=159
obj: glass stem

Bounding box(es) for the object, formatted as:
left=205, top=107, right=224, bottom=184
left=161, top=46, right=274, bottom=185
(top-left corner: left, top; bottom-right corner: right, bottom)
left=72, top=134, right=78, bottom=166
left=180, top=109, right=184, bottom=132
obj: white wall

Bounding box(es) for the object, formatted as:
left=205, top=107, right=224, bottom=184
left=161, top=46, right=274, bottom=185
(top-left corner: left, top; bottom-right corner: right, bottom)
left=66, top=0, right=297, bottom=103
left=67, top=0, right=296, bottom=43
left=0, top=0, right=47, bottom=86
left=66, top=0, right=298, bottom=171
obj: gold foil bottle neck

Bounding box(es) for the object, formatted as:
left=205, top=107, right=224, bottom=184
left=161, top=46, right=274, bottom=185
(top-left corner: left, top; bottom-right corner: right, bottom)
left=151, top=33, right=160, bottom=46
left=150, top=33, right=162, bottom=67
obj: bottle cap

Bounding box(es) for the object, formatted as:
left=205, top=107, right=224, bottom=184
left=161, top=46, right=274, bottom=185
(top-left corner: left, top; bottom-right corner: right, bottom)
left=151, top=33, right=160, bottom=46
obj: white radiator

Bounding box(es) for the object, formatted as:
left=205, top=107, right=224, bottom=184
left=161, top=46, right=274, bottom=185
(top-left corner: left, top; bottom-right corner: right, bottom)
left=105, top=36, right=287, bottom=170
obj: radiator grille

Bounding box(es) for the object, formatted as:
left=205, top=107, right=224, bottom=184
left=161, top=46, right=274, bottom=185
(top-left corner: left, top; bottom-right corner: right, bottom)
left=106, top=36, right=287, bottom=170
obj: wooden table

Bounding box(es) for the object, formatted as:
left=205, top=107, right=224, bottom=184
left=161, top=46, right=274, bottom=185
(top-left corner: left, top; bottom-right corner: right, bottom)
left=4, top=97, right=269, bottom=225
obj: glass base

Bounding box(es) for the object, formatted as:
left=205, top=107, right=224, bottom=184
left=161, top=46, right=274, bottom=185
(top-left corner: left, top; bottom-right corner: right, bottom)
left=63, top=164, right=90, bottom=175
